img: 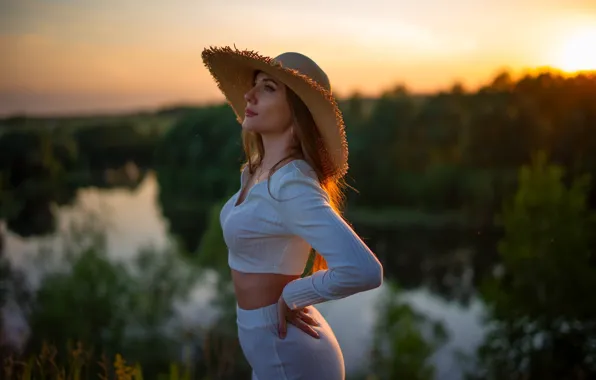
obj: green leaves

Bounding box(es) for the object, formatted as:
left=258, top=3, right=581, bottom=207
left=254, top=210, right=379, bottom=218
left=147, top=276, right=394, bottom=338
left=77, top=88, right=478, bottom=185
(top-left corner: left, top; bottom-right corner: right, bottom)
left=472, top=151, right=596, bottom=379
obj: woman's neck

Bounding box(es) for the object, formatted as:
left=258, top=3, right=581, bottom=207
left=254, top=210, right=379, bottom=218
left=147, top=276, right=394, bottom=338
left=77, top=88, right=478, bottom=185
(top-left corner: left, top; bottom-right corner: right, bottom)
left=259, top=129, right=295, bottom=169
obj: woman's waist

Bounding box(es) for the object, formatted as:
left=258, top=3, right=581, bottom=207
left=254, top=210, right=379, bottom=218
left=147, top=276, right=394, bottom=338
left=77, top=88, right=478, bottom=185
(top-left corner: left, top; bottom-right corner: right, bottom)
left=227, top=247, right=310, bottom=274
left=231, top=269, right=300, bottom=310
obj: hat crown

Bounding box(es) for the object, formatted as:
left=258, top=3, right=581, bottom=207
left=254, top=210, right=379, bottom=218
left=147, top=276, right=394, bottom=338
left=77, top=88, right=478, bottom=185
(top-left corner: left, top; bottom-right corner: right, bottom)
left=273, top=52, right=331, bottom=92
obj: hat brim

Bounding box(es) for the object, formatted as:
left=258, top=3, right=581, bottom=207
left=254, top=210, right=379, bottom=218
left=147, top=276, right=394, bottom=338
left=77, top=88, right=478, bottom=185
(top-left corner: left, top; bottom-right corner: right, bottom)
left=201, top=46, right=348, bottom=179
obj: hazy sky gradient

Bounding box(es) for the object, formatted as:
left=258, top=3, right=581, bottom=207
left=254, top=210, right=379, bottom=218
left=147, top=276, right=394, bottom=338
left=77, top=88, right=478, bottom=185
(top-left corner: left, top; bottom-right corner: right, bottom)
left=1, top=0, right=595, bottom=115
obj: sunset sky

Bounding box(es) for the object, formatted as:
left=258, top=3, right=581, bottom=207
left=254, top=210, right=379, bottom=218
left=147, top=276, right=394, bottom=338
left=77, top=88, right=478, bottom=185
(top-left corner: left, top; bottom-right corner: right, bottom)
left=1, top=0, right=595, bottom=116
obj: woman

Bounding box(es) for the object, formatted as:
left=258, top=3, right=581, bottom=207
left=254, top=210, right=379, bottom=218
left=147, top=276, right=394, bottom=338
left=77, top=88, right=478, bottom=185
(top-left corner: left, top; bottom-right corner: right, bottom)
left=202, top=46, right=384, bottom=380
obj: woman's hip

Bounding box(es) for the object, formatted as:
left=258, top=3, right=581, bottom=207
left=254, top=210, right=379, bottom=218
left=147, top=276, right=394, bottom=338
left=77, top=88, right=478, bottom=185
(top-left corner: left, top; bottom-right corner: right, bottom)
left=236, top=302, right=345, bottom=380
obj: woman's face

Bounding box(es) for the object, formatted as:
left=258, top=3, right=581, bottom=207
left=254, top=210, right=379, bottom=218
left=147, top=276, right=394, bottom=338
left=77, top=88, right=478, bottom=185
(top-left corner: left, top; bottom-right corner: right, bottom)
left=242, top=71, right=293, bottom=134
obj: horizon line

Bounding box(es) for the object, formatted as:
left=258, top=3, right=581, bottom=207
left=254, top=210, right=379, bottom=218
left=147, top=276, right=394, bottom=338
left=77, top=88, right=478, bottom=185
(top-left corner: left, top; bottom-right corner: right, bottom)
left=1, top=65, right=593, bottom=120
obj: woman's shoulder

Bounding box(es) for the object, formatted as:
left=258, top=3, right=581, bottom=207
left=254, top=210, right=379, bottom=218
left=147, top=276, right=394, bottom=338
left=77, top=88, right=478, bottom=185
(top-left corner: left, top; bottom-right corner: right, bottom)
left=286, top=159, right=318, bottom=179
left=270, top=159, right=326, bottom=201
left=274, top=159, right=319, bottom=184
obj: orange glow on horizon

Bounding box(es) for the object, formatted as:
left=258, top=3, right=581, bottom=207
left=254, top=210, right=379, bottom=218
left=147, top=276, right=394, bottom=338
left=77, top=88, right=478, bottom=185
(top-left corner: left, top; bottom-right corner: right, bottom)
left=1, top=2, right=595, bottom=116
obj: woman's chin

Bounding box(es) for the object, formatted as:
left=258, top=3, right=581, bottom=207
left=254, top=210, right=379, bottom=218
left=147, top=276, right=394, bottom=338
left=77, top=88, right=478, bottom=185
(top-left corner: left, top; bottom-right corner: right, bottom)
left=241, top=119, right=260, bottom=132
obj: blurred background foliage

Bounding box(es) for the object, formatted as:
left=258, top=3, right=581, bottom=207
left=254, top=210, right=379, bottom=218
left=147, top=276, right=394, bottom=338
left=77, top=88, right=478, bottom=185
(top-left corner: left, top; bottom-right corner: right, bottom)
left=1, top=69, right=596, bottom=379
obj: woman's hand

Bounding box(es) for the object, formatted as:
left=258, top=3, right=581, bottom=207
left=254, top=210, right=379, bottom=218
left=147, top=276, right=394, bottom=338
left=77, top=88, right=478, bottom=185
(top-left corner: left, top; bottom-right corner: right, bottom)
left=277, top=295, right=320, bottom=339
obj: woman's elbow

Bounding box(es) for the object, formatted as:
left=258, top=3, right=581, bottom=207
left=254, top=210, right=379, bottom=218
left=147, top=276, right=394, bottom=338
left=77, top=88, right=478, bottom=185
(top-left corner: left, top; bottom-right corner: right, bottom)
left=362, top=259, right=383, bottom=290
left=345, top=259, right=383, bottom=291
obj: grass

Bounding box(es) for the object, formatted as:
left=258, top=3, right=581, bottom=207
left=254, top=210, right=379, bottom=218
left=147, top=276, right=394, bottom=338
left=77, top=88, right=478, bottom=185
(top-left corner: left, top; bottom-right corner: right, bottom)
left=2, top=342, right=193, bottom=380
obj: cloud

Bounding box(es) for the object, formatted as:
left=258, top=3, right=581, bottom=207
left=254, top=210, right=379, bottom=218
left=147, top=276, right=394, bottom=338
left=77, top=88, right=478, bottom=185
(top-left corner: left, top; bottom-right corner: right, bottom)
left=325, top=15, right=477, bottom=57
left=234, top=6, right=478, bottom=61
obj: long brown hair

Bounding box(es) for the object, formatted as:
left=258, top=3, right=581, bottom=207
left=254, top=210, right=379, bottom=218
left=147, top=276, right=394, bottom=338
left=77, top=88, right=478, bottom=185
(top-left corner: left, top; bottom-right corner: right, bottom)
left=240, top=81, right=348, bottom=275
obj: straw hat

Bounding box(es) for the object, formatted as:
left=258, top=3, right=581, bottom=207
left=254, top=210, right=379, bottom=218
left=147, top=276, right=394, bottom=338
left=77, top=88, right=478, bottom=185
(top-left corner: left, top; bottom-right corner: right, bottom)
left=201, top=46, right=348, bottom=179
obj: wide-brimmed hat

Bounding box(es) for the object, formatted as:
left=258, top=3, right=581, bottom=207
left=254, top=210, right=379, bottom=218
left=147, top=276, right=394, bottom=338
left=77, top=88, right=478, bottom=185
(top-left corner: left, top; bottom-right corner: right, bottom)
left=201, top=46, right=348, bottom=179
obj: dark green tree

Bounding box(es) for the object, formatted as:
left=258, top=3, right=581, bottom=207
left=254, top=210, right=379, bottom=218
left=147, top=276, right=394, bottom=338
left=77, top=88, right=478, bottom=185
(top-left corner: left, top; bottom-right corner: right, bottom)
left=470, top=152, right=596, bottom=379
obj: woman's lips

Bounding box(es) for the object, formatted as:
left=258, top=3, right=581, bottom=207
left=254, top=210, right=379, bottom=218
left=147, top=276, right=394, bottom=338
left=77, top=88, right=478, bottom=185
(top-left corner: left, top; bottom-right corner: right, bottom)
left=245, top=108, right=258, bottom=117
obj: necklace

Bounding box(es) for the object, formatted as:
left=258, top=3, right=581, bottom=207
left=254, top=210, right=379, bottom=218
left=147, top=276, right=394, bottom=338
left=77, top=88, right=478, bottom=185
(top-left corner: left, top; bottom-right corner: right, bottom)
left=253, top=165, right=268, bottom=184
left=253, top=158, right=294, bottom=184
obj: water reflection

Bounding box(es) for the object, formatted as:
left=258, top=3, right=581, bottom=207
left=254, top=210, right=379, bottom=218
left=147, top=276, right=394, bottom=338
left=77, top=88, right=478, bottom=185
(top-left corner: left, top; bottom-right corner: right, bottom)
left=360, top=225, right=499, bottom=307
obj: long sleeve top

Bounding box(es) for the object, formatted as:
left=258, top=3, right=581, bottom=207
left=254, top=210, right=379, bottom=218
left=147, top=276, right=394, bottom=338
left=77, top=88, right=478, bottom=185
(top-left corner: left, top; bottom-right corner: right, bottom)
left=219, top=159, right=383, bottom=310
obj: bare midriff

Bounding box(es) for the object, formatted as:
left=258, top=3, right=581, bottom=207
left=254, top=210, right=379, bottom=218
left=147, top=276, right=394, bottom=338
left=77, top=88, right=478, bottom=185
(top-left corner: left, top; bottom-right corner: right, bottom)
left=231, top=269, right=301, bottom=310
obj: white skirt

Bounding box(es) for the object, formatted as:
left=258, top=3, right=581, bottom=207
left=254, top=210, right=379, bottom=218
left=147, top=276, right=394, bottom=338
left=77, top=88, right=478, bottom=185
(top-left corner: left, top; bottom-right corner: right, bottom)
left=236, top=302, right=345, bottom=380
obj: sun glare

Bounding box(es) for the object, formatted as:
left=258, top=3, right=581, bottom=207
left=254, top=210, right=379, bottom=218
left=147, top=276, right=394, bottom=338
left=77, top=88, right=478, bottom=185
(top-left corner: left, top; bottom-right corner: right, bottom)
left=556, top=26, right=596, bottom=73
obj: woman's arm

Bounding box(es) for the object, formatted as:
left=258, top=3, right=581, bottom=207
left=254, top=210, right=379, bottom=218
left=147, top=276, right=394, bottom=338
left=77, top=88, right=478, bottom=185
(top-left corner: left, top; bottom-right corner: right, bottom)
left=272, top=170, right=383, bottom=310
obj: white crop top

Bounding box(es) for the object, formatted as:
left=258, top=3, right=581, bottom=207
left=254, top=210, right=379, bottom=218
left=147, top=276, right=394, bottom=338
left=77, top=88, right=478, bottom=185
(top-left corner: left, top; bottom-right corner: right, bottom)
left=219, top=159, right=383, bottom=310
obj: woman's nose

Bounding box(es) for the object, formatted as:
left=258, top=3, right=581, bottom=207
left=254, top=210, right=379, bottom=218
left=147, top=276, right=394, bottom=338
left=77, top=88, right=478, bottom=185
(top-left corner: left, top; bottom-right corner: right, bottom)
left=244, top=86, right=257, bottom=104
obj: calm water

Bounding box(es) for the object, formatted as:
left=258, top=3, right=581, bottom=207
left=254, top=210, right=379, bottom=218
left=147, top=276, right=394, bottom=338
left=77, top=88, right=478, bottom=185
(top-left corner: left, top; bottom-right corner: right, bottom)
left=4, top=172, right=488, bottom=379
